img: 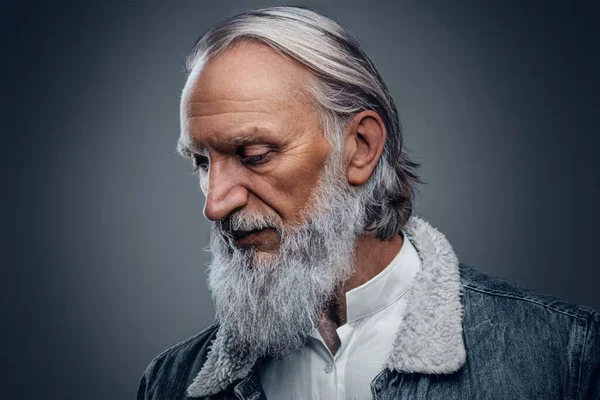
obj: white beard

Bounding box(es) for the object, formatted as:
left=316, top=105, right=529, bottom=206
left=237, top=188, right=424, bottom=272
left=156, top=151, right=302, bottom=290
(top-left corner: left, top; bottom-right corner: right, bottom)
left=206, top=148, right=366, bottom=359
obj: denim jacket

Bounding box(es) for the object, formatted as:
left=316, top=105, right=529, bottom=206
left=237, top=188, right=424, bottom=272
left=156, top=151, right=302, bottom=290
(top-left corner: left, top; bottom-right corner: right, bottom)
left=138, top=217, right=600, bottom=399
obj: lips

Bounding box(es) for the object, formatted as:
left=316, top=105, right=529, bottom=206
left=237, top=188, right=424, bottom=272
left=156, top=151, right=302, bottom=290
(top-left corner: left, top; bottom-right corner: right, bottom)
left=231, top=228, right=265, bottom=241
left=235, top=228, right=274, bottom=248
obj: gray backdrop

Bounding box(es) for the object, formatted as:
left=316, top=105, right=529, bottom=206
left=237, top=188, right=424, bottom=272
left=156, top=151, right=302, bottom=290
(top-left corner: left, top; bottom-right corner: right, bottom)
left=8, top=1, right=599, bottom=399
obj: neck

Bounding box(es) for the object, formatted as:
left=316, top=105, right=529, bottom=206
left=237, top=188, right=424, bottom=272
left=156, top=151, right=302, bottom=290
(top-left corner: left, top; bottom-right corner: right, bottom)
left=346, top=232, right=404, bottom=294
left=317, top=232, right=404, bottom=355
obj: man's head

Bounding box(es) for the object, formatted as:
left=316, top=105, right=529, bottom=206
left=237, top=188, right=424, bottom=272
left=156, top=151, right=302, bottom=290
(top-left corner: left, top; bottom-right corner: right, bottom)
left=177, top=6, right=419, bottom=358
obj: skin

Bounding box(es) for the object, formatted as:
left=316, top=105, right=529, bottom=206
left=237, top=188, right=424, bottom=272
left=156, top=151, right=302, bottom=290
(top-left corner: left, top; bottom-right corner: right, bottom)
left=181, top=41, right=403, bottom=355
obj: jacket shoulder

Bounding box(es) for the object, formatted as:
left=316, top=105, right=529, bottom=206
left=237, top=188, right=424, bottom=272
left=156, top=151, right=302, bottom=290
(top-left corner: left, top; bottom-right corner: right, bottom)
left=458, top=263, right=596, bottom=320
left=457, top=264, right=600, bottom=397
left=137, top=322, right=220, bottom=400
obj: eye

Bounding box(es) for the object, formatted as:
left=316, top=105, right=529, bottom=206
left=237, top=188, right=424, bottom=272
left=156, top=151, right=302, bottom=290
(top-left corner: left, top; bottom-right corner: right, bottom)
left=192, top=154, right=209, bottom=173
left=240, top=153, right=268, bottom=165
left=238, top=146, right=273, bottom=166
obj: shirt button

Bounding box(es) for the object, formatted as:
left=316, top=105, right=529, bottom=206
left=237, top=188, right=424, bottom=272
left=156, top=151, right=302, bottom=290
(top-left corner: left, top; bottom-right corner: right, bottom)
left=324, top=363, right=334, bottom=374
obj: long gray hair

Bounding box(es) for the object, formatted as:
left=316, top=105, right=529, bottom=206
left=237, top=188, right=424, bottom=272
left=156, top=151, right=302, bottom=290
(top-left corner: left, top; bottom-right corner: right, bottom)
left=183, top=5, right=420, bottom=240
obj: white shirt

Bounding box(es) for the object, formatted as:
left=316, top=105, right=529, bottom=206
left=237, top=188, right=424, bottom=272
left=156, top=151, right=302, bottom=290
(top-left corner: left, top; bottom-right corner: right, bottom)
left=259, top=232, right=422, bottom=400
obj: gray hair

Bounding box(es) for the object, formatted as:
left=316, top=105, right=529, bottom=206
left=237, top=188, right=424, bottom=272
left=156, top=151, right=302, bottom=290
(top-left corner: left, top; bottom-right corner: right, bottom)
left=183, top=5, right=420, bottom=240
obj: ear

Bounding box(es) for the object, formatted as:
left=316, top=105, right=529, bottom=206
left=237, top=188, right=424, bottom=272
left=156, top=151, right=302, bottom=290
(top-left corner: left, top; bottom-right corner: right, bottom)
left=344, top=110, right=387, bottom=185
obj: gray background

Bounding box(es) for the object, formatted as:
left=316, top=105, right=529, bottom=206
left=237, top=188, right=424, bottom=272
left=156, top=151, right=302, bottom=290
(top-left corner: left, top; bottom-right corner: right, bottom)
left=8, top=1, right=599, bottom=399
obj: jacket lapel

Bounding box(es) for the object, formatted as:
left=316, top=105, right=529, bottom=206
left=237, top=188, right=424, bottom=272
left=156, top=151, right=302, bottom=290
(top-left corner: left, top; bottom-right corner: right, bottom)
left=387, top=216, right=466, bottom=373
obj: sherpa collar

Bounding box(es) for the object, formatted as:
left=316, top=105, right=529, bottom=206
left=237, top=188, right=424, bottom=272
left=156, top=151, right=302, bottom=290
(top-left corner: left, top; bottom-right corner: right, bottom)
left=187, top=216, right=466, bottom=397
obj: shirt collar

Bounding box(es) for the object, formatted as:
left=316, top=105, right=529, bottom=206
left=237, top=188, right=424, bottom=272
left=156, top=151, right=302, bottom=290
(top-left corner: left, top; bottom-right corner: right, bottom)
left=345, top=232, right=421, bottom=323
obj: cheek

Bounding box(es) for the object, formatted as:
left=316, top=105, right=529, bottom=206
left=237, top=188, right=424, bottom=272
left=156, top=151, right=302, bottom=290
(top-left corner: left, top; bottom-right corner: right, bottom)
left=270, top=157, right=328, bottom=221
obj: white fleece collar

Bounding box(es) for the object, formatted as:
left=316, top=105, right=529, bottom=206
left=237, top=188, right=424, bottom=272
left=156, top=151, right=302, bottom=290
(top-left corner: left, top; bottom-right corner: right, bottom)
left=187, top=216, right=466, bottom=397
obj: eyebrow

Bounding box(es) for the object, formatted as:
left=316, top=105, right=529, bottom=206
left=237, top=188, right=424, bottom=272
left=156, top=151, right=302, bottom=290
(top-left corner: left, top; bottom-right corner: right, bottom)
left=226, top=132, right=276, bottom=147
left=176, top=136, right=205, bottom=158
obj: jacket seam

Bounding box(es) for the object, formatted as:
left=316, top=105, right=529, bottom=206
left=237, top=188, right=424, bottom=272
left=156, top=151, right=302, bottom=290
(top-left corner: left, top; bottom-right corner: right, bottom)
left=462, top=284, right=589, bottom=321
left=575, top=313, right=594, bottom=400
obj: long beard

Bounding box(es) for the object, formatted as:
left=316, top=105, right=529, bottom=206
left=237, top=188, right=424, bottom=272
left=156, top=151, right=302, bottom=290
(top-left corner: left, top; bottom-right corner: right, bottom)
left=206, top=150, right=366, bottom=359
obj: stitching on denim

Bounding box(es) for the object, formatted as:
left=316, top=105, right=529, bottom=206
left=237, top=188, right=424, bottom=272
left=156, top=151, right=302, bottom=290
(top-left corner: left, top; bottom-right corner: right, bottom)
left=462, top=284, right=589, bottom=321
left=370, top=369, right=389, bottom=400
left=574, top=314, right=593, bottom=399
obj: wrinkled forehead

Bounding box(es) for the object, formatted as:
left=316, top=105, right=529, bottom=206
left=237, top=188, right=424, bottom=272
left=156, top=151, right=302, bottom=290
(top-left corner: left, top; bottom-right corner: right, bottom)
left=181, top=41, right=316, bottom=117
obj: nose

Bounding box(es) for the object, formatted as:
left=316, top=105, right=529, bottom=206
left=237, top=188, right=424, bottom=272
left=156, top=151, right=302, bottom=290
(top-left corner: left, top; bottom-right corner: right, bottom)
left=202, top=159, right=249, bottom=221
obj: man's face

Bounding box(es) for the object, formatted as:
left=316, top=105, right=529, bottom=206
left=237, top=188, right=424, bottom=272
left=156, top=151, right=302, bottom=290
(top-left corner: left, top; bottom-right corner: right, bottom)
left=181, top=40, right=332, bottom=255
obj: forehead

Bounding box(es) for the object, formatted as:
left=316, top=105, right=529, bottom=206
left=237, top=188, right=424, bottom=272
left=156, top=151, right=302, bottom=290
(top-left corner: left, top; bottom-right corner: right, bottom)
left=180, top=41, right=318, bottom=151
left=183, top=41, right=314, bottom=113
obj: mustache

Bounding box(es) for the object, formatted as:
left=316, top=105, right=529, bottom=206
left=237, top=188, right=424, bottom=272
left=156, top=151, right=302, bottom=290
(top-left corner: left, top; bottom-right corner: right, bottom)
left=216, top=210, right=284, bottom=240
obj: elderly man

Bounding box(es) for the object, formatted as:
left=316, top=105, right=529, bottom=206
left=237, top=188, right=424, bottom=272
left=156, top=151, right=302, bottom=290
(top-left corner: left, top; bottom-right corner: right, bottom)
left=138, top=6, right=599, bottom=400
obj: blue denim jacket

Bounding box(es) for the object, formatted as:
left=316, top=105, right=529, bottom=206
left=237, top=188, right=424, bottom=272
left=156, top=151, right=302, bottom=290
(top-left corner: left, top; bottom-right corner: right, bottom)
left=138, top=217, right=600, bottom=399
